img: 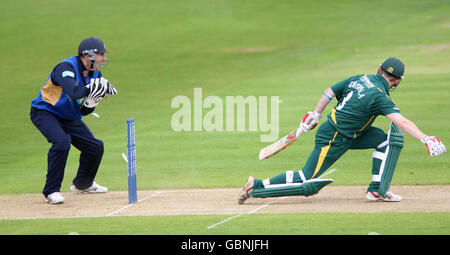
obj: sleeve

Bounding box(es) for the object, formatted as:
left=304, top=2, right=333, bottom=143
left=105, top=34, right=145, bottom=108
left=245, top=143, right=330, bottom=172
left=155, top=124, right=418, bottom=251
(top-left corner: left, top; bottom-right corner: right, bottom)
left=369, top=94, right=401, bottom=116
left=80, top=105, right=95, bottom=115
left=330, top=78, right=348, bottom=101
left=51, top=62, right=89, bottom=100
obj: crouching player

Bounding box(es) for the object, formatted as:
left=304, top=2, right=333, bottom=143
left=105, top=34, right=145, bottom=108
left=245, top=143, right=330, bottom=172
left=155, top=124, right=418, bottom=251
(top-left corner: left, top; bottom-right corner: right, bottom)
left=30, top=37, right=118, bottom=204
left=239, top=58, right=446, bottom=204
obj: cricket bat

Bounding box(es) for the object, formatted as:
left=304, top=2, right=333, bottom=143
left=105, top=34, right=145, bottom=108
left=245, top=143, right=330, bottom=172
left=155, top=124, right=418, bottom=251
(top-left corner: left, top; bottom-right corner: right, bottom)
left=258, top=126, right=306, bottom=161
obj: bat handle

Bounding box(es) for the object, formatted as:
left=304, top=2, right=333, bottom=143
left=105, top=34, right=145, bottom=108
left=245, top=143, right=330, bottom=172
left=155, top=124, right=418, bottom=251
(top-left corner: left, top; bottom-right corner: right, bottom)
left=297, top=119, right=319, bottom=137
left=295, top=126, right=304, bottom=137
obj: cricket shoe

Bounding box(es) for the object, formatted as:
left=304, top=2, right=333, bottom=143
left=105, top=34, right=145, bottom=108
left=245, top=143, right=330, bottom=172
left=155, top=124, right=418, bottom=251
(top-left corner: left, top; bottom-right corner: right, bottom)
left=365, top=191, right=402, bottom=202
left=71, top=181, right=108, bottom=194
left=238, top=176, right=254, bottom=204
left=46, top=192, right=64, bottom=204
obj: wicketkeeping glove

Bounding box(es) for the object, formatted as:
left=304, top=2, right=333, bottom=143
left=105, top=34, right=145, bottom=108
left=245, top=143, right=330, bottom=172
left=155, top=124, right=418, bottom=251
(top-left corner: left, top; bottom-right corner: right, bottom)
left=300, top=111, right=322, bottom=132
left=100, top=77, right=118, bottom=99
left=421, top=136, right=446, bottom=156
left=83, top=78, right=108, bottom=108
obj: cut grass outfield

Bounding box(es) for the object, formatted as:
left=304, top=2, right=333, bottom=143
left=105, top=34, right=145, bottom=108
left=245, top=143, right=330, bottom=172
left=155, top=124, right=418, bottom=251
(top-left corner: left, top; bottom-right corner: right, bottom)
left=1, top=213, right=449, bottom=235
left=0, top=0, right=449, bottom=235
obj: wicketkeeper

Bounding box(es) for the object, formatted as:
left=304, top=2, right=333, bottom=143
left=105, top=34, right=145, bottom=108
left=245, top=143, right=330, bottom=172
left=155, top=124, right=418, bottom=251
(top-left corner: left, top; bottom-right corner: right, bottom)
left=239, top=57, right=446, bottom=204
left=30, top=37, right=118, bottom=204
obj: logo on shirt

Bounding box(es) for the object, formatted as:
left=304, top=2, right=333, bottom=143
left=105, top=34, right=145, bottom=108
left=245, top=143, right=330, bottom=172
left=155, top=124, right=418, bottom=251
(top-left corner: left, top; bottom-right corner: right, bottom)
left=348, top=81, right=366, bottom=99
left=62, top=71, right=75, bottom=78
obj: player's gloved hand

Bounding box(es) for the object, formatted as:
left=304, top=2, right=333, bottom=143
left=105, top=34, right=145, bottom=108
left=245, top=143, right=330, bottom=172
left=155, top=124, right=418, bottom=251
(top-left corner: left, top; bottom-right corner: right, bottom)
left=83, top=78, right=107, bottom=108
left=100, top=77, right=118, bottom=99
left=420, top=136, right=446, bottom=156
left=300, top=111, right=322, bottom=132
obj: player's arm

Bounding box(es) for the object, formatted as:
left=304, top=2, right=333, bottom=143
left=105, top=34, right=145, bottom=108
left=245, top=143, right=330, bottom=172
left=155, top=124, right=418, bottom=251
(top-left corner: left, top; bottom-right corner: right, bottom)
left=51, top=63, right=89, bottom=100
left=387, top=113, right=446, bottom=156
left=314, top=87, right=335, bottom=115
left=81, top=76, right=118, bottom=112
left=300, top=77, right=349, bottom=132
left=386, top=113, right=426, bottom=140
left=52, top=63, right=99, bottom=116
left=301, top=87, right=335, bottom=132
left=79, top=72, right=103, bottom=115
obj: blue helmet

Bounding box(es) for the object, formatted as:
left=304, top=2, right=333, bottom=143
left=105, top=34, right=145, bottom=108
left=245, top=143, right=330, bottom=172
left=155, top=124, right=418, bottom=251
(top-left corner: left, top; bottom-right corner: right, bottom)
left=78, top=37, right=110, bottom=55
left=78, top=37, right=110, bottom=71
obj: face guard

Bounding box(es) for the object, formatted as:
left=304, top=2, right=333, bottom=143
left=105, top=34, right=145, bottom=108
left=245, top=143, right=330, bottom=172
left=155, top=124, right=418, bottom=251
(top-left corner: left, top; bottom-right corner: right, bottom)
left=391, top=78, right=402, bottom=90
left=82, top=49, right=110, bottom=71
left=78, top=37, right=110, bottom=71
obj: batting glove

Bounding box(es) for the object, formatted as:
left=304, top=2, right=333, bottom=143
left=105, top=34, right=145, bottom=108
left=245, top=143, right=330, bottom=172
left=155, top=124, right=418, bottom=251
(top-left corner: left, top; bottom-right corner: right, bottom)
left=300, top=111, right=322, bottom=132
left=421, top=136, right=447, bottom=156
left=83, top=78, right=107, bottom=108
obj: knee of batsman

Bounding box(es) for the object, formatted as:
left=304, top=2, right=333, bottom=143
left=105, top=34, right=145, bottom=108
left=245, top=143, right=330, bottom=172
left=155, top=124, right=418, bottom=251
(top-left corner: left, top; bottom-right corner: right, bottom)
left=389, top=132, right=404, bottom=149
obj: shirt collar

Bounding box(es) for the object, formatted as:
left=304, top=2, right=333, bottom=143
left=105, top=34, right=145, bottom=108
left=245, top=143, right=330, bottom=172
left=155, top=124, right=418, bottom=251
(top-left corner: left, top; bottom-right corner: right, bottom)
left=376, top=73, right=390, bottom=95
left=76, top=56, right=87, bottom=71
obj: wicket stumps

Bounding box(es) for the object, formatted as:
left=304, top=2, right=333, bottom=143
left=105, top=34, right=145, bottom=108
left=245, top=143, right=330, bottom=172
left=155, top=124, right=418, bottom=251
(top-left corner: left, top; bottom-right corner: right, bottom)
left=127, top=118, right=138, bottom=204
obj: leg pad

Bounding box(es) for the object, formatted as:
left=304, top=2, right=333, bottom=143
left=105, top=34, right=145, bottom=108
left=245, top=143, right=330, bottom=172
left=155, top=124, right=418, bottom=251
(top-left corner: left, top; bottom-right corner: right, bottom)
left=253, top=179, right=333, bottom=198
left=378, top=123, right=404, bottom=196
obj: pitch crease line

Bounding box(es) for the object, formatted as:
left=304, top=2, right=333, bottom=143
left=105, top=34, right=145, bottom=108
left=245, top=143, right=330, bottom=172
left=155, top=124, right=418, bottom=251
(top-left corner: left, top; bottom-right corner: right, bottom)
left=105, top=191, right=163, bottom=217
left=207, top=198, right=285, bottom=230
left=207, top=169, right=336, bottom=229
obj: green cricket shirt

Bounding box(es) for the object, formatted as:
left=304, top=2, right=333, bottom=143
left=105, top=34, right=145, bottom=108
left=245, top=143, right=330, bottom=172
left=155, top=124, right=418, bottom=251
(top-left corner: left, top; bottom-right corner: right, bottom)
left=328, top=73, right=400, bottom=139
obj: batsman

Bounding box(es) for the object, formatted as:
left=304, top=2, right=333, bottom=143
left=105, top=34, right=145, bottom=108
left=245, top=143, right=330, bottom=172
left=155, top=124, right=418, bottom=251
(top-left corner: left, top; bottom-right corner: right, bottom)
left=239, top=57, right=446, bottom=204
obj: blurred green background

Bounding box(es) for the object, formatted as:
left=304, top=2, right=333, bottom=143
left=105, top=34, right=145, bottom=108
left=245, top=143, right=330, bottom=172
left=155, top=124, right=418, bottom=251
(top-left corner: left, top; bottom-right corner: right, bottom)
left=1, top=0, right=449, bottom=235
left=1, top=0, right=449, bottom=195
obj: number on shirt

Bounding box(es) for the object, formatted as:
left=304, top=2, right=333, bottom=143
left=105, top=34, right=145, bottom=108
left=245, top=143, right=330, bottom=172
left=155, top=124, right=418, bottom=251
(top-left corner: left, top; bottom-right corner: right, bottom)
left=336, top=91, right=353, bottom=111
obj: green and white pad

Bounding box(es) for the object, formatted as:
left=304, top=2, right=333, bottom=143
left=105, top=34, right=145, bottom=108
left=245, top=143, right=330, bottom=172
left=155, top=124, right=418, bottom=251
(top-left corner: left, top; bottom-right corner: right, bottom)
left=253, top=171, right=333, bottom=198
left=371, top=122, right=404, bottom=196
